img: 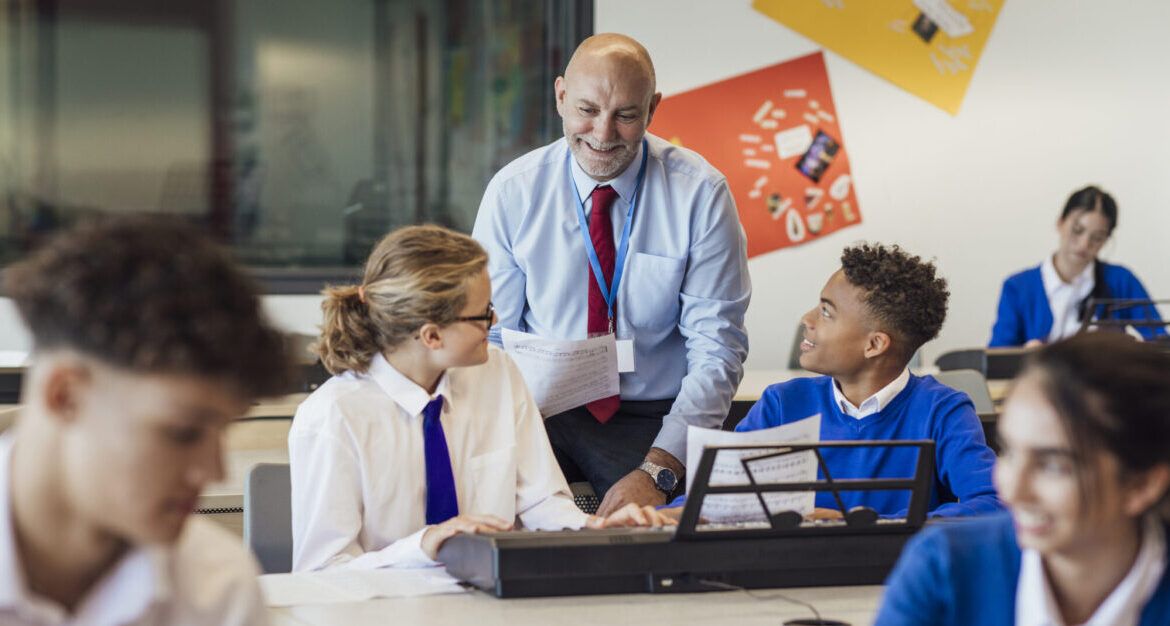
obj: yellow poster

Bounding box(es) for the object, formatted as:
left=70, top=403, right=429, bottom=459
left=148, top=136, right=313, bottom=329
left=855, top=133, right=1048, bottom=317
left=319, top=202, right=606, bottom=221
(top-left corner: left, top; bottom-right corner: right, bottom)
left=753, top=0, right=1005, bottom=114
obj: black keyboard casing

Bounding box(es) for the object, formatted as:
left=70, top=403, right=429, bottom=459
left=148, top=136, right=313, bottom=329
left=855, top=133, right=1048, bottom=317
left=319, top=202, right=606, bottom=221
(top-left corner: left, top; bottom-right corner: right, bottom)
left=439, top=526, right=913, bottom=598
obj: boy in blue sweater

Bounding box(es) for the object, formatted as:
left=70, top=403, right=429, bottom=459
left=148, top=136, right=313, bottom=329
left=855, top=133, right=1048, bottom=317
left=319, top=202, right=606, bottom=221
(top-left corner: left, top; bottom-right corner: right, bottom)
left=731, top=244, right=1001, bottom=519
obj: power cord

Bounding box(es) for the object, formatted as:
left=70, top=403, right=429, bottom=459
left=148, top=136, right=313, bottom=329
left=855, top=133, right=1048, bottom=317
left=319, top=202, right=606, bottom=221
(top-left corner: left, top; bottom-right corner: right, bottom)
left=695, top=578, right=848, bottom=625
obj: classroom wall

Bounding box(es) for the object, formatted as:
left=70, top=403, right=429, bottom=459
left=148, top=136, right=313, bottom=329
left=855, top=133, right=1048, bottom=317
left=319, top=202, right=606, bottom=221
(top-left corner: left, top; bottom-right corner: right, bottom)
left=596, top=0, right=1170, bottom=366
left=2, top=1, right=1168, bottom=370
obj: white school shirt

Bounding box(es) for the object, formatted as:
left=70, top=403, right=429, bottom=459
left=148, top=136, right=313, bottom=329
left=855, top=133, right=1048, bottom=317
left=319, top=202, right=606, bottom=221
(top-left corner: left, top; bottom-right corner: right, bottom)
left=288, top=346, right=589, bottom=572
left=1041, top=255, right=1095, bottom=342
left=1016, top=516, right=1166, bottom=626
left=830, top=369, right=910, bottom=420
left=0, top=434, right=268, bottom=626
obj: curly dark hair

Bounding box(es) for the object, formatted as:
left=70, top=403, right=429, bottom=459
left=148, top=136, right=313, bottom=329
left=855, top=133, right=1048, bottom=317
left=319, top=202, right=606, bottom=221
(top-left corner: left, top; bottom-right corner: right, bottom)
left=3, top=215, right=291, bottom=399
left=840, top=243, right=950, bottom=360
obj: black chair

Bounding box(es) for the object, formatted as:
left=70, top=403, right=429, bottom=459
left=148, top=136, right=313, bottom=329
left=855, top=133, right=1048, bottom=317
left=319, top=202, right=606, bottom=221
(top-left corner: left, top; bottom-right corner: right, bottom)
left=934, top=348, right=986, bottom=374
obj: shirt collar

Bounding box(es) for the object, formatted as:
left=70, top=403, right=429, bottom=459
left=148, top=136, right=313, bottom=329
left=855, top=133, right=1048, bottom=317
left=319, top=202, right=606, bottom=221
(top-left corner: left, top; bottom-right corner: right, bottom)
left=1016, top=515, right=1167, bottom=626
left=1041, top=254, right=1095, bottom=295
left=568, top=138, right=647, bottom=208
left=0, top=433, right=171, bottom=622
left=831, top=368, right=911, bottom=419
left=367, top=352, right=451, bottom=418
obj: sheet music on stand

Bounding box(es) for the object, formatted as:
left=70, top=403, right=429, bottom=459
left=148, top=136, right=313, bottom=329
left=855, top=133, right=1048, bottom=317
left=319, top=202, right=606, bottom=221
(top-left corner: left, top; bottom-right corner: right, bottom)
left=685, top=416, right=821, bottom=523
left=675, top=440, right=936, bottom=541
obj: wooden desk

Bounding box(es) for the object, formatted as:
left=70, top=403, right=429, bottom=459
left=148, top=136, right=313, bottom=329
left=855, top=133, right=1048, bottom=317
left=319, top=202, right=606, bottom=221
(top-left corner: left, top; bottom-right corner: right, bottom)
left=195, top=417, right=294, bottom=535
left=268, top=585, right=885, bottom=626
left=734, top=369, right=818, bottom=403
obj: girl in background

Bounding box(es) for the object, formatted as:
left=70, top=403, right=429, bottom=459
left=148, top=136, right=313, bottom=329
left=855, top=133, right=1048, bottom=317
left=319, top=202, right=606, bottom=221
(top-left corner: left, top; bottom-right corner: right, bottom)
left=990, top=185, right=1163, bottom=347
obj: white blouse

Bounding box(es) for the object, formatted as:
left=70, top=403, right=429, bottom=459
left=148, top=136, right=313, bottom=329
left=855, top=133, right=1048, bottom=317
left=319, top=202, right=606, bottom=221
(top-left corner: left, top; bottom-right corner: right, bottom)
left=1041, top=255, right=1095, bottom=342
left=289, top=346, right=588, bottom=572
left=1016, top=516, right=1166, bottom=626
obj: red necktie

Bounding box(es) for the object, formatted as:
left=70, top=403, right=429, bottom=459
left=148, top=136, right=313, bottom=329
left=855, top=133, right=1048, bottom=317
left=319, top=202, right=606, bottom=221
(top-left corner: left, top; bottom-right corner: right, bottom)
left=586, top=185, right=620, bottom=423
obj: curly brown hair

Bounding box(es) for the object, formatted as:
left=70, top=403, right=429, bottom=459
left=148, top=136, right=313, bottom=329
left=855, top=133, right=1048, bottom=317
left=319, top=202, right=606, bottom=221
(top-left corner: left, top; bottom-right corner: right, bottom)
left=3, top=215, right=291, bottom=399
left=840, top=243, right=949, bottom=360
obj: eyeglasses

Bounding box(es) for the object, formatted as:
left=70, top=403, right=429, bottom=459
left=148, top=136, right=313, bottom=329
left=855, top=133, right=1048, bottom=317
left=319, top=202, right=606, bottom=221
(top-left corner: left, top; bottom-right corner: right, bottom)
left=454, top=301, right=495, bottom=329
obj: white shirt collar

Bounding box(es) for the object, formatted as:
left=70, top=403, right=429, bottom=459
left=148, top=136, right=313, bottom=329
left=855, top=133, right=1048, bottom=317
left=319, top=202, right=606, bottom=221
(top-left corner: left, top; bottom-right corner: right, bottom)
left=1041, top=255, right=1096, bottom=342
left=568, top=138, right=647, bottom=209
left=1041, top=254, right=1095, bottom=297
left=831, top=368, right=911, bottom=420
left=366, top=352, right=451, bottom=418
left=1016, top=515, right=1167, bottom=626
left=0, top=433, right=171, bottom=624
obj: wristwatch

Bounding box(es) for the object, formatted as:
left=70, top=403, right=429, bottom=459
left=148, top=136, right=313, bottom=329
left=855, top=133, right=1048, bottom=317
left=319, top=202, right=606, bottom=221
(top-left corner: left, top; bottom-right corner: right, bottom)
left=638, top=461, right=678, bottom=495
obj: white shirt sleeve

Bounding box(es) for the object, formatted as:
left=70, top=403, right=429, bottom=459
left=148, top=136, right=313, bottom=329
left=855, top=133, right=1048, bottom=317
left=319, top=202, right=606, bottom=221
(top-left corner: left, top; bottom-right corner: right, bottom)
left=170, top=518, right=273, bottom=626
left=504, top=355, right=592, bottom=530
left=289, top=416, right=435, bottom=571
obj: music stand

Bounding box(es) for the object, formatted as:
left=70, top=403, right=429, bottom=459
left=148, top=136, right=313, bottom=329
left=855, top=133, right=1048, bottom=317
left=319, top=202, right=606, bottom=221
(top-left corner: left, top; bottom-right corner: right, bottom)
left=676, top=440, right=935, bottom=541
left=1078, top=297, right=1169, bottom=340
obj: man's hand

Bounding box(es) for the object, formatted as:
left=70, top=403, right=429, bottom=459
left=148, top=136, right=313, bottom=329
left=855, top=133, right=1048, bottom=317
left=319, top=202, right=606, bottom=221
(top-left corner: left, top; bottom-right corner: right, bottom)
left=596, top=447, right=684, bottom=516
left=420, top=514, right=513, bottom=560
left=596, top=470, right=664, bottom=516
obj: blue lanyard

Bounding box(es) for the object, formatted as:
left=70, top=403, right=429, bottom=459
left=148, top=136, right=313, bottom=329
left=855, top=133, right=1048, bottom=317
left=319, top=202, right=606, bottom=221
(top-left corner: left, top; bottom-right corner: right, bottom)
left=568, top=138, right=649, bottom=332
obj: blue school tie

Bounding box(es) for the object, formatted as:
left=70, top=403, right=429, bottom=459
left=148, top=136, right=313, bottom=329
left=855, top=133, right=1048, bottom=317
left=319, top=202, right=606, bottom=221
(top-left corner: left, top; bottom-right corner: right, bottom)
left=422, top=395, right=459, bottom=525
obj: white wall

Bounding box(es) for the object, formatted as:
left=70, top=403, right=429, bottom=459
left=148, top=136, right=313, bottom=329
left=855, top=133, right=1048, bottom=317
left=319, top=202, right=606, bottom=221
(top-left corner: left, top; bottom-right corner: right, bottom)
left=596, top=0, right=1170, bottom=367
left=3, top=1, right=1169, bottom=368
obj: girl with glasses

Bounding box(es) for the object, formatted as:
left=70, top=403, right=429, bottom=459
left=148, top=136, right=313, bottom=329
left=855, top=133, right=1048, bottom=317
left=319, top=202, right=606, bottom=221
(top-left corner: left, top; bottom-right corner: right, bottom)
left=290, top=225, right=671, bottom=571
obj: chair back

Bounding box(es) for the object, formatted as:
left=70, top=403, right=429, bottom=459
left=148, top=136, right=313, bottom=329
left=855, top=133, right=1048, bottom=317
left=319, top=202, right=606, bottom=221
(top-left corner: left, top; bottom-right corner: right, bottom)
left=934, top=369, right=995, bottom=414
left=244, top=463, right=293, bottom=574
left=935, top=348, right=986, bottom=374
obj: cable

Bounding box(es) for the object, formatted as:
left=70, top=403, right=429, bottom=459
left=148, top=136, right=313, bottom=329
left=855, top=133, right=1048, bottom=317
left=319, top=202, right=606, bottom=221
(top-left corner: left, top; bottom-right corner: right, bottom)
left=695, top=578, right=826, bottom=624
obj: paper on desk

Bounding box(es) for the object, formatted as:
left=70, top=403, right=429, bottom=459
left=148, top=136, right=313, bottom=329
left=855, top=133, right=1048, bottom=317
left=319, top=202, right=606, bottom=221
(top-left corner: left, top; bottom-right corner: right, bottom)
left=501, top=328, right=620, bottom=417
left=685, top=414, right=821, bottom=523
left=260, top=567, right=466, bottom=607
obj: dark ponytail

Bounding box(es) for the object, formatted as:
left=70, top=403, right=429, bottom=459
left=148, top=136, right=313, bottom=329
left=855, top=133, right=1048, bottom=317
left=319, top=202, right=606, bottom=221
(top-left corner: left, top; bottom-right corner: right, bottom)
left=1065, top=186, right=1118, bottom=323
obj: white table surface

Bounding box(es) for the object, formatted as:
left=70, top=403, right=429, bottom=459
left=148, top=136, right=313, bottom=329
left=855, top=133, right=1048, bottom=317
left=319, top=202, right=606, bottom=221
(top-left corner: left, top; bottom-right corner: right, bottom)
left=268, top=584, right=884, bottom=626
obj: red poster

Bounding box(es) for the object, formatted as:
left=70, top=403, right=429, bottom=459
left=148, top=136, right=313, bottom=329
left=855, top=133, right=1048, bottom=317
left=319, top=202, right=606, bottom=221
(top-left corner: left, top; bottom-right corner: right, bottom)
left=649, top=52, right=861, bottom=258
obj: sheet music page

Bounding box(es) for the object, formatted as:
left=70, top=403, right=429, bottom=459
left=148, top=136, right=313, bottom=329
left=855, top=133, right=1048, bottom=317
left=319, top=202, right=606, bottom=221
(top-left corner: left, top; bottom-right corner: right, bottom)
left=501, top=328, right=620, bottom=417
left=685, top=414, right=821, bottom=522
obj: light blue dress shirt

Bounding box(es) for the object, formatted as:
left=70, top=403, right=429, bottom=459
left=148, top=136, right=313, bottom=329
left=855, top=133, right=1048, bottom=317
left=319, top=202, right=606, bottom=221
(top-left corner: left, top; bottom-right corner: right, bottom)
left=472, top=133, right=751, bottom=463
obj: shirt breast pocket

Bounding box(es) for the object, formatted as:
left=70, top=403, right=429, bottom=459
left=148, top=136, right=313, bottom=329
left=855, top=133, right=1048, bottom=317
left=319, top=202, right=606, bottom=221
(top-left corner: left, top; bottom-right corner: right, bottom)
left=462, top=445, right=518, bottom=520
left=622, top=252, right=685, bottom=329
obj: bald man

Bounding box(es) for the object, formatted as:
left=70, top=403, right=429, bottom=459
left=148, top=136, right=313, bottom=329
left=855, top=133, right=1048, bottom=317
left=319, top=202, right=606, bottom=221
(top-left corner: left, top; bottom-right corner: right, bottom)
left=473, top=34, right=750, bottom=513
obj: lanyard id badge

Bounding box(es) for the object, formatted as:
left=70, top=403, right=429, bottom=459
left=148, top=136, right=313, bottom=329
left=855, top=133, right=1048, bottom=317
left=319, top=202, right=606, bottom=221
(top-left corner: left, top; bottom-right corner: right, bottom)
left=568, top=138, right=649, bottom=341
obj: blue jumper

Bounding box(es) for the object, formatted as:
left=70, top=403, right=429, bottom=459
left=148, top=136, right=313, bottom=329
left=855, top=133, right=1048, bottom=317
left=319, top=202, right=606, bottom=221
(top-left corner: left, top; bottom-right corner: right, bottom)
left=990, top=261, right=1164, bottom=347
left=729, top=375, right=1001, bottom=518
left=876, top=513, right=1170, bottom=625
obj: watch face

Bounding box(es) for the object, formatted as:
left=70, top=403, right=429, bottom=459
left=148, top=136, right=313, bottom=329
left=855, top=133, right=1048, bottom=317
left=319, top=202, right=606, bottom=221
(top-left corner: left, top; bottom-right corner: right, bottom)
left=656, top=469, right=677, bottom=493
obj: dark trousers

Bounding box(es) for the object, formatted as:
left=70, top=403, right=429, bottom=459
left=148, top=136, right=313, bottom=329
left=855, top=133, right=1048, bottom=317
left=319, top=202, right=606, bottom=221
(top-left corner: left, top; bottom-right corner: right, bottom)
left=543, top=399, right=674, bottom=500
